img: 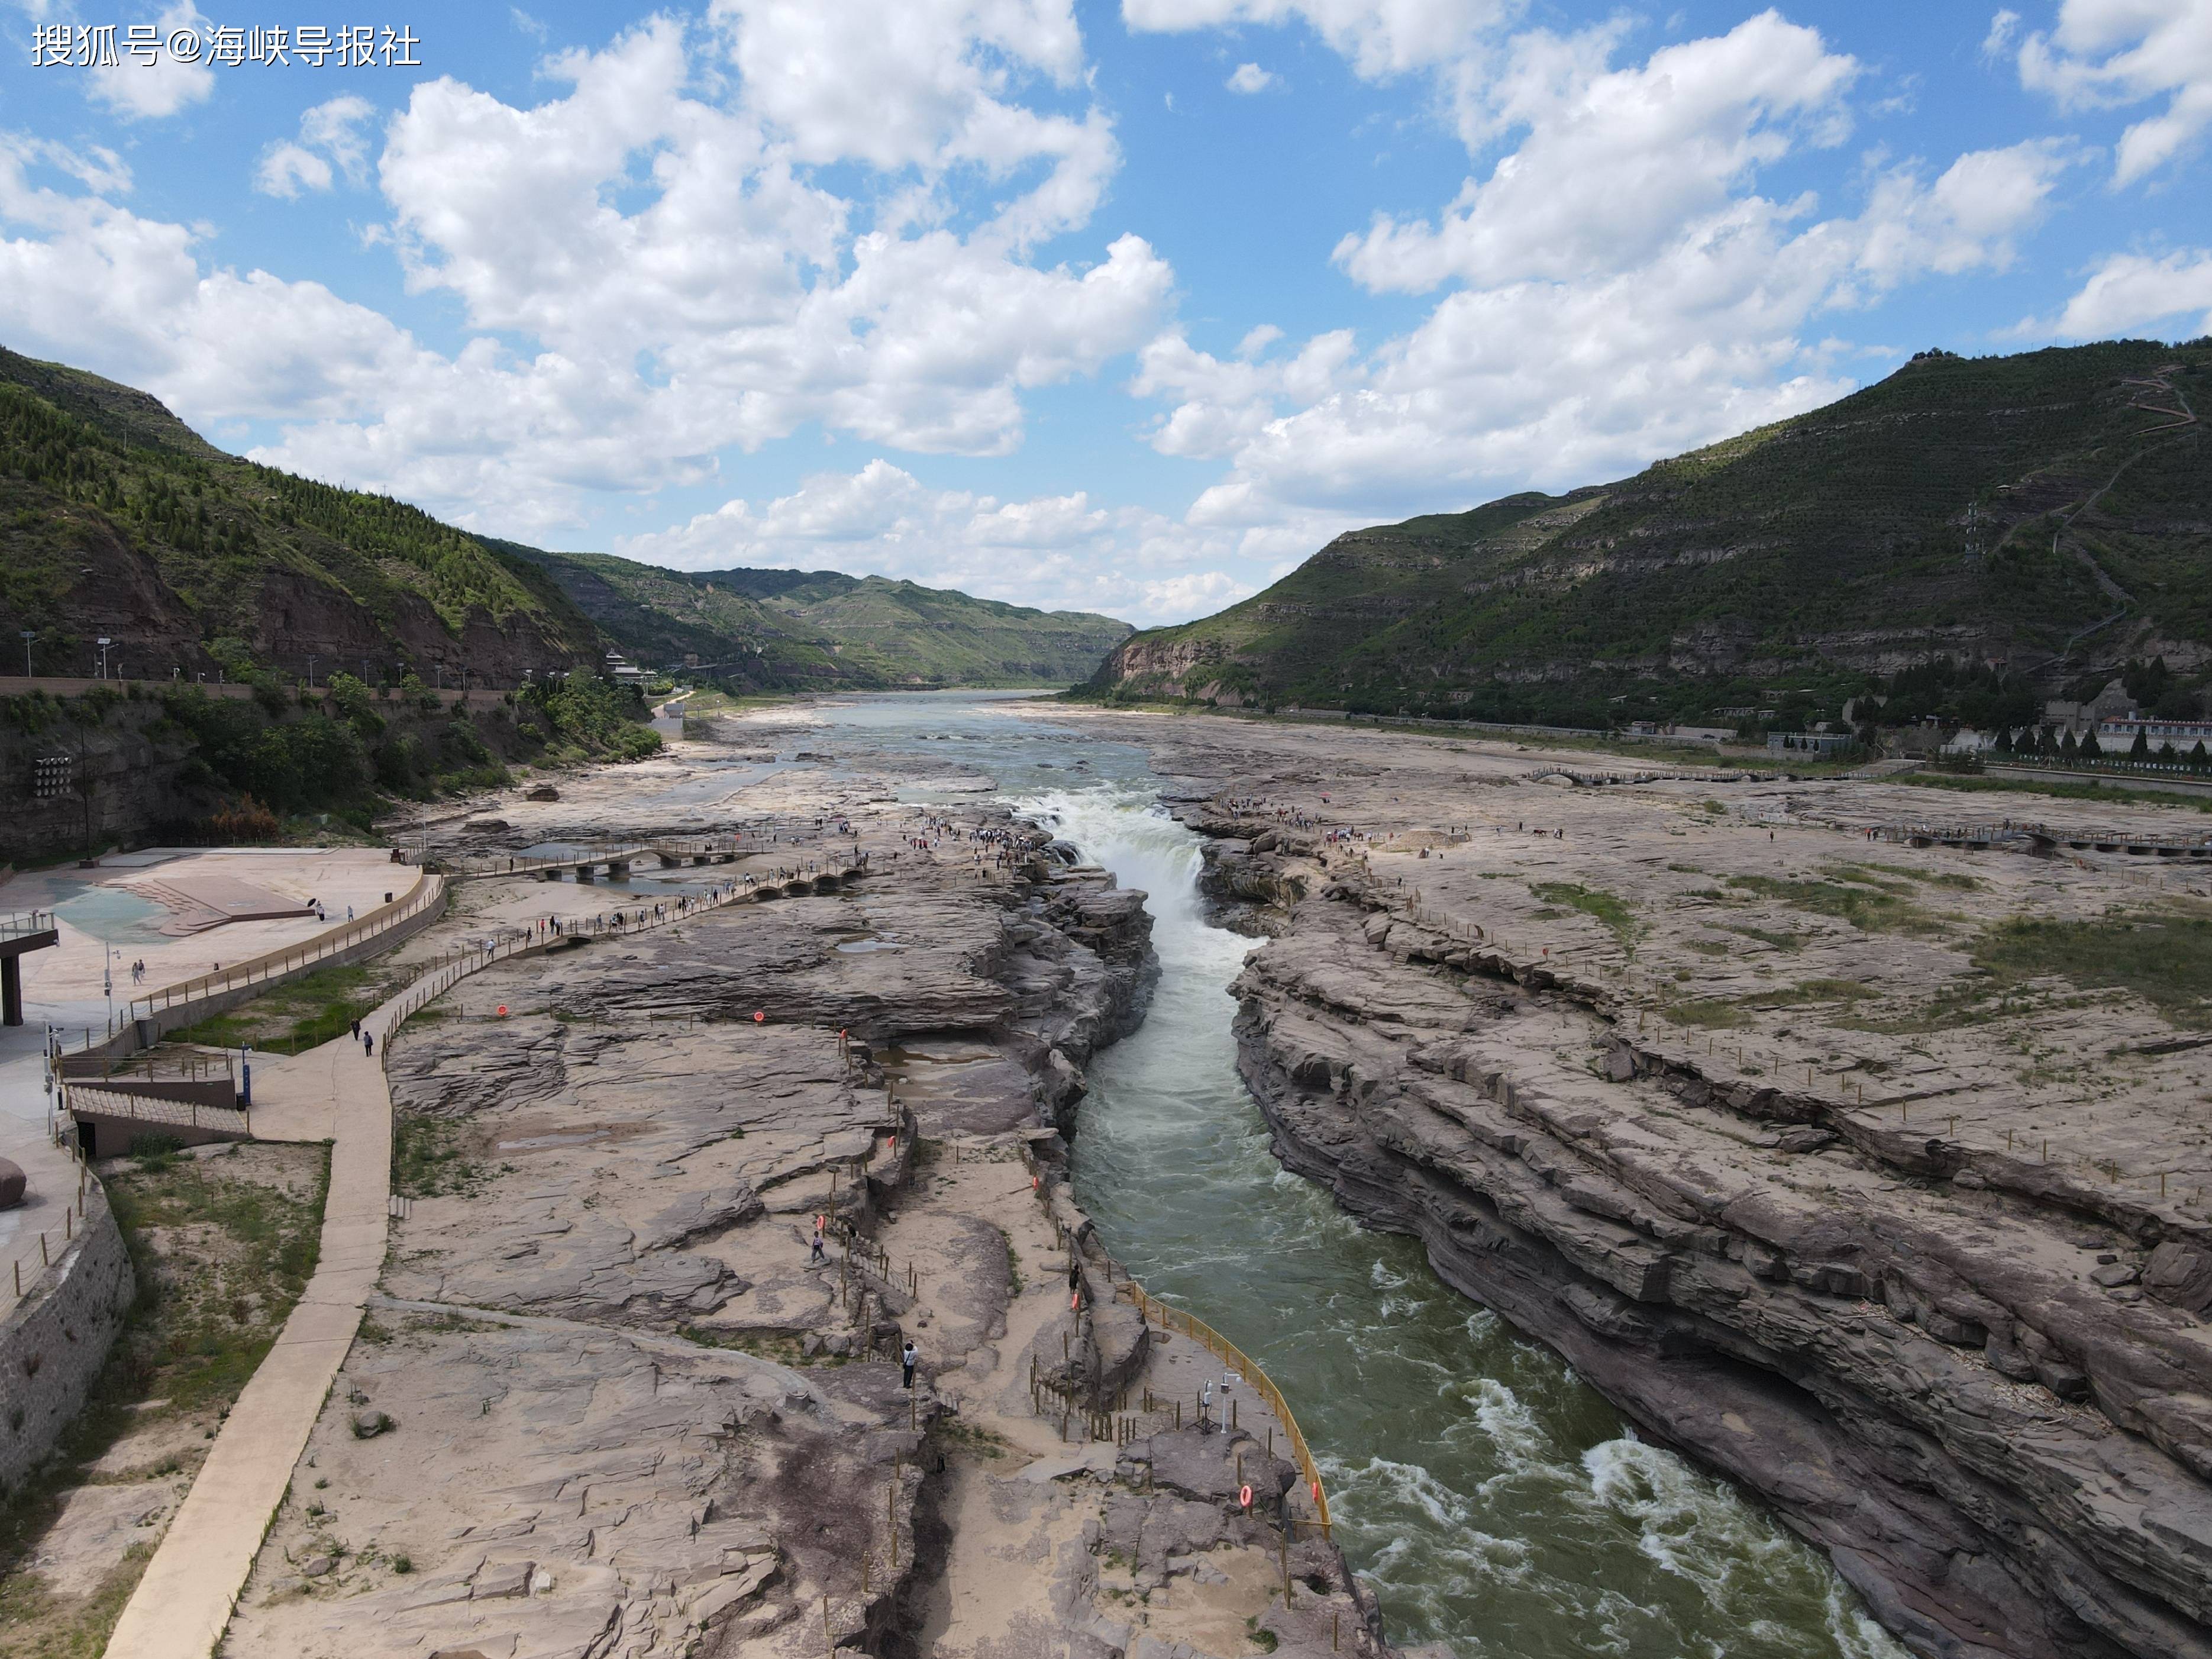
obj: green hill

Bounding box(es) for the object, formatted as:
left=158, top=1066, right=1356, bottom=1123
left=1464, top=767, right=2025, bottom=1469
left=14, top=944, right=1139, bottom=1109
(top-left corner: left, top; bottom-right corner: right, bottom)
left=511, top=547, right=1134, bottom=689
left=1089, top=340, right=2211, bottom=729
left=0, top=346, right=602, bottom=686
left=0, top=346, right=1133, bottom=693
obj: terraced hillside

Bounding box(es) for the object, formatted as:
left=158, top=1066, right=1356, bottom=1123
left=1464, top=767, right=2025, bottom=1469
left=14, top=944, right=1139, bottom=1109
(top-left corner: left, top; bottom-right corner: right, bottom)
left=1089, top=341, right=2211, bottom=725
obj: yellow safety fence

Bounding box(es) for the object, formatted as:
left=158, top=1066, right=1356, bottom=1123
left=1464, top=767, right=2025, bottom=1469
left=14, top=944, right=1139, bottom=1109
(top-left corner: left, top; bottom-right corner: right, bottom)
left=1113, top=1277, right=1333, bottom=1535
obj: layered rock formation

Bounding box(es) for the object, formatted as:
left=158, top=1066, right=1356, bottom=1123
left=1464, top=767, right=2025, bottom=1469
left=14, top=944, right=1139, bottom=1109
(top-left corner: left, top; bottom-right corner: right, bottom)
left=1202, top=832, right=2212, bottom=1659
left=219, top=776, right=1381, bottom=1658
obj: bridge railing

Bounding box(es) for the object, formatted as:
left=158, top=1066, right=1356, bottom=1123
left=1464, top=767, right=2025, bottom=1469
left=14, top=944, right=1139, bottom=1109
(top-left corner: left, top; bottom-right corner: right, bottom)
left=0, top=910, right=57, bottom=944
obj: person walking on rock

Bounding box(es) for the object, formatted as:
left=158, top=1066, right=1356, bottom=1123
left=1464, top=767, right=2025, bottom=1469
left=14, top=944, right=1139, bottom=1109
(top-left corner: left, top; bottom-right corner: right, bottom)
left=901, top=1339, right=918, bottom=1390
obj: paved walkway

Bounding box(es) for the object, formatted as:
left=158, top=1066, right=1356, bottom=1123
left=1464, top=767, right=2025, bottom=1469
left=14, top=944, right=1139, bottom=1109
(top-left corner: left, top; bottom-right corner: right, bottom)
left=101, top=876, right=808, bottom=1659
left=104, top=1011, right=394, bottom=1659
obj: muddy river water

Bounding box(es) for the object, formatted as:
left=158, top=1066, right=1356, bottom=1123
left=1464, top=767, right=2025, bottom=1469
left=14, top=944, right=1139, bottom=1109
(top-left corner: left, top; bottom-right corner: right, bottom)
left=795, top=692, right=1904, bottom=1659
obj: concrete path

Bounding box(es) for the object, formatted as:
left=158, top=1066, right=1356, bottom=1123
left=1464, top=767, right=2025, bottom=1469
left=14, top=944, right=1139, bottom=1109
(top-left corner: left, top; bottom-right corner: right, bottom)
left=101, top=882, right=771, bottom=1659
left=103, top=1015, right=393, bottom=1659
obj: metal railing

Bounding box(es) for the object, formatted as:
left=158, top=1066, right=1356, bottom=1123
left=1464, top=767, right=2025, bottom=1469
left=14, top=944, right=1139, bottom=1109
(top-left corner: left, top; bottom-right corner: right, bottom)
left=0, top=1141, right=98, bottom=1317
left=61, top=1050, right=234, bottom=1085
left=1011, top=1141, right=1334, bottom=1535
left=0, top=909, right=57, bottom=943
left=1113, top=1279, right=1333, bottom=1534
left=1875, top=819, right=2212, bottom=855
left=125, top=873, right=443, bottom=1025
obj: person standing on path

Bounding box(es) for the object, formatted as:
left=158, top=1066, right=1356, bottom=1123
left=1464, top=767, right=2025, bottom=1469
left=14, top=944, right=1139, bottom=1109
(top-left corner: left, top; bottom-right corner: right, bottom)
left=351, top=1018, right=361, bottom=1041
left=901, top=1339, right=918, bottom=1389
left=363, top=1031, right=374, bottom=1059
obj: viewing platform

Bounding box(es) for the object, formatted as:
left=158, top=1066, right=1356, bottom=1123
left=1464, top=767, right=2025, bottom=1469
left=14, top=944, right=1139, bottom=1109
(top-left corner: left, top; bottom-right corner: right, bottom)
left=0, top=909, right=59, bottom=1027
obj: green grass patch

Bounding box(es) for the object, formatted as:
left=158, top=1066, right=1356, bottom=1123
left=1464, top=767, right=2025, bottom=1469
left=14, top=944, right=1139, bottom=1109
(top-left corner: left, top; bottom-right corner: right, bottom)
left=1900, top=771, right=2212, bottom=812
left=1833, top=859, right=1981, bottom=891
left=1725, top=873, right=1945, bottom=937
left=1971, top=913, right=2212, bottom=1028
left=1529, top=882, right=1638, bottom=946
left=1658, top=998, right=1751, bottom=1029
left=1743, top=978, right=1877, bottom=1009
left=0, top=1146, right=327, bottom=1657
left=170, top=961, right=396, bottom=1054
left=391, top=1112, right=485, bottom=1199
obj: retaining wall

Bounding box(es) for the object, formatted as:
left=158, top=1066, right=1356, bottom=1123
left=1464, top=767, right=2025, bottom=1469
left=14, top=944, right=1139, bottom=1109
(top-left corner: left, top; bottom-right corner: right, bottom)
left=0, top=1181, right=134, bottom=1492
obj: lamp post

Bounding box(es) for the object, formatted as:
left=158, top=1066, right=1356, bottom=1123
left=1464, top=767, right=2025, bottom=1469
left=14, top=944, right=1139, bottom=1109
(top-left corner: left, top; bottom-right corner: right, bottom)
left=95, top=637, right=111, bottom=679
left=306, top=654, right=319, bottom=689
left=20, top=630, right=31, bottom=677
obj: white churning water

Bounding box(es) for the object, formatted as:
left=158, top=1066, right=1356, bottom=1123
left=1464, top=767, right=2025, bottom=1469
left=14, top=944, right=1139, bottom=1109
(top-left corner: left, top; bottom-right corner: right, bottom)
left=1021, top=783, right=1908, bottom=1659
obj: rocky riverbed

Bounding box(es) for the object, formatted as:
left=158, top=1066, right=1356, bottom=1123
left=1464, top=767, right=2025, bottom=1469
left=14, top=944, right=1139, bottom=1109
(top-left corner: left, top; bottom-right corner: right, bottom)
left=1058, top=708, right=2212, bottom=1659
left=219, top=751, right=1388, bottom=1659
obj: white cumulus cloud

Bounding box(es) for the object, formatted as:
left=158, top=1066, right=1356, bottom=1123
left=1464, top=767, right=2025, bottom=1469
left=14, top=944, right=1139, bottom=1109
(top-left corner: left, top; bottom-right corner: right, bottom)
left=2014, top=0, right=2212, bottom=186
left=1, top=13, right=1174, bottom=550
left=612, top=459, right=1270, bottom=624
left=2045, top=248, right=2212, bottom=337
left=88, top=3, right=216, bottom=121
left=255, top=95, right=379, bottom=202
left=1226, top=62, right=1276, bottom=93
left=1134, top=14, right=2075, bottom=530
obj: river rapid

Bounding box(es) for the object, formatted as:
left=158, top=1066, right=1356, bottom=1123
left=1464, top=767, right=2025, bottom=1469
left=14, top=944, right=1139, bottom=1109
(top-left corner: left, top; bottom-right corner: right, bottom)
left=788, top=693, right=1906, bottom=1659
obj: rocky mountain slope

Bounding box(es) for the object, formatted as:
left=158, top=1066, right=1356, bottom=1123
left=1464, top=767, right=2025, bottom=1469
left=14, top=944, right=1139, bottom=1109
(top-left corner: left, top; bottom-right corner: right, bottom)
left=1089, top=341, right=2210, bottom=727
left=509, top=546, right=1133, bottom=689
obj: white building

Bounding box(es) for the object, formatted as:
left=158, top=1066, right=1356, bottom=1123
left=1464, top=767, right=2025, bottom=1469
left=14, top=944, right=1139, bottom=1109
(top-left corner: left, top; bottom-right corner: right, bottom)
left=2098, top=715, right=2212, bottom=751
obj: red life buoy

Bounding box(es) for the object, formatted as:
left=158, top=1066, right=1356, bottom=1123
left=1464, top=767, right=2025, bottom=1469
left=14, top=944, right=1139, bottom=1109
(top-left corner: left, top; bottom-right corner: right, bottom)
left=1239, top=1484, right=1252, bottom=1510
left=496, top=1005, right=508, bottom=1017
left=754, top=1010, right=766, bottom=1024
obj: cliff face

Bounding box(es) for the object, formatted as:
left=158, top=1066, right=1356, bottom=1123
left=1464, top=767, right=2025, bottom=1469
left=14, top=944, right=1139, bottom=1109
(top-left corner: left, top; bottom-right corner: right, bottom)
left=1207, top=857, right=2212, bottom=1659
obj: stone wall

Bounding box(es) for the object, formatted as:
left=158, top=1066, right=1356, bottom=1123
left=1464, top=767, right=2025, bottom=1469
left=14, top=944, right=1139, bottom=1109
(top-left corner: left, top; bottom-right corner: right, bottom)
left=0, top=1181, right=134, bottom=1492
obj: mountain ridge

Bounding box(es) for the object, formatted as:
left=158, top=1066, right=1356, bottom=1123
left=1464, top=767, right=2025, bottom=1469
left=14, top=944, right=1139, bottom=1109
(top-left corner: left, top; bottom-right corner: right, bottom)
left=0, top=346, right=1132, bottom=693
left=1087, top=340, right=2211, bottom=730
left=505, top=545, right=1132, bottom=690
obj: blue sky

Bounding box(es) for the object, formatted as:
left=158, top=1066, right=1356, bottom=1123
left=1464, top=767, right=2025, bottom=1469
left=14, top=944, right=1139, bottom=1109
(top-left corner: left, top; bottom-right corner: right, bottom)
left=2, top=1, right=2208, bottom=624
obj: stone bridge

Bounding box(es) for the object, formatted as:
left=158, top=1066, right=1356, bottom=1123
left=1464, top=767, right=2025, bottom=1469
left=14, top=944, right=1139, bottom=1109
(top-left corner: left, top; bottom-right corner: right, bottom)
left=1877, top=820, right=2212, bottom=858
